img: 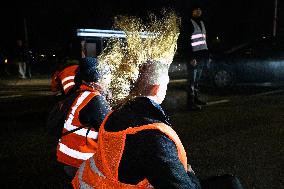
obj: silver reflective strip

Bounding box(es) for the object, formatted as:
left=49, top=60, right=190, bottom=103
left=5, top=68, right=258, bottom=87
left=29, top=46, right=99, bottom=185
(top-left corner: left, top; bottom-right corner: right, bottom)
left=58, top=143, right=94, bottom=160
left=191, top=41, right=206, bottom=47
left=64, top=91, right=99, bottom=139
left=89, top=157, right=106, bottom=178
left=78, top=162, right=93, bottom=189
left=191, top=34, right=205, bottom=39
left=62, top=76, right=75, bottom=83
left=64, top=122, right=98, bottom=139
left=63, top=82, right=75, bottom=91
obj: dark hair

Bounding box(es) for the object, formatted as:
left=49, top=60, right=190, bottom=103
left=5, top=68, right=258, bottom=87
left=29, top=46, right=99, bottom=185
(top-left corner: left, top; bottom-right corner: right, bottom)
left=79, top=57, right=101, bottom=82
left=191, top=2, right=202, bottom=11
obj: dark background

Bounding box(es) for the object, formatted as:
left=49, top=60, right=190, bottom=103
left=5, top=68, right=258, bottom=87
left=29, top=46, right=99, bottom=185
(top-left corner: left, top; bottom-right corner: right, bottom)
left=0, top=0, right=281, bottom=58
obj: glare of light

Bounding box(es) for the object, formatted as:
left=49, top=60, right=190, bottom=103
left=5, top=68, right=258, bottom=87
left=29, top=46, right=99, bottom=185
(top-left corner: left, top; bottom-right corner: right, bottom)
left=4, top=59, right=8, bottom=64
left=53, top=54, right=56, bottom=57
left=77, top=28, right=157, bottom=39
left=40, top=54, right=45, bottom=57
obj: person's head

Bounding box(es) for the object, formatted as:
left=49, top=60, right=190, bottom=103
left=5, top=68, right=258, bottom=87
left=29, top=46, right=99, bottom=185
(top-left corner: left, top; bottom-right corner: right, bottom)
left=131, top=61, right=170, bottom=104
left=191, top=4, right=202, bottom=18
left=79, top=57, right=111, bottom=89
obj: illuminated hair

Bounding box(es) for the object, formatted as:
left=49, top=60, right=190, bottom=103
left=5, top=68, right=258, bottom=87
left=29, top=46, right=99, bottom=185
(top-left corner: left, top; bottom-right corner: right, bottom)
left=129, top=61, right=169, bottom=97
left=138, top=61, right=169, bottom=86
left=98, top=10, right=180, bottom=106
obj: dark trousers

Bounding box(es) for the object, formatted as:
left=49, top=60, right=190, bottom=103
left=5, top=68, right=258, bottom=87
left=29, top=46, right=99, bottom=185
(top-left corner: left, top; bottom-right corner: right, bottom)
left=58, top=164, right=77, bottom=189
left=187, top=54, right=209, bottom=97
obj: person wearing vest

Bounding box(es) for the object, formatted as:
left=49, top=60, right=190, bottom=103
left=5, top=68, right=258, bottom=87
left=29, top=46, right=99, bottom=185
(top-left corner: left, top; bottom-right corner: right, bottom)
left=72, top=61, right=201, bottom=189
left=51, top=63, right=79, bottom=97
left=187, top=3, right=210, bottom=111
left=56, top=57, right=111, bottom=182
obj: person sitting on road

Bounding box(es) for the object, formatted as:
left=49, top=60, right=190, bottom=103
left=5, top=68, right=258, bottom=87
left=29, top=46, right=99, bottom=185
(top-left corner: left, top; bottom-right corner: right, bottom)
left=56, top=55, right=112, bottom=180
left=72, top=60, right=206, bottom=188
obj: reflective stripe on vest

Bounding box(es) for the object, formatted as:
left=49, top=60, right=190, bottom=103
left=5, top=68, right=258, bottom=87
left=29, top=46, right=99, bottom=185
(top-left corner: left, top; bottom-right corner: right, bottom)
left=57, top=90, right=99, bottom=167
left=63, top=91, right=98, bottom=139
left=77, top=162, right=93, bottom=189
left=190, top=19, right=208, bottom=52
left=58, top=65, right=79, bottom=94
left=62, top=76, right=75, bottom=92
left=58, top=143, right=94, bottom=160
left=75, top=157, right=107, bottom=189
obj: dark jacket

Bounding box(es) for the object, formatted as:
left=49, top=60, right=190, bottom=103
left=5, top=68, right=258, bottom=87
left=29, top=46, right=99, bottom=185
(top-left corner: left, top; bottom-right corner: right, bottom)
left=14, top=46, right=28, bottom=62
left=79, top=95, right=111, bottom=131
left=104, top=97, right=201, bottom=189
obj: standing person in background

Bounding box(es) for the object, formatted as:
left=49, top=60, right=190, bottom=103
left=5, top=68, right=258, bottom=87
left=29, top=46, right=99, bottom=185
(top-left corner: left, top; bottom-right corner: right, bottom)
left=14, top=39, right=28, bottom=79
left=24, top=42, right=33, bottom=79
left=186, top=3, right=210, bottom=111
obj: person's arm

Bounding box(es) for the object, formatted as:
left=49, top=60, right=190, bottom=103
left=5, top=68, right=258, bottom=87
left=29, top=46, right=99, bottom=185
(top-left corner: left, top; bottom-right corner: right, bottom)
left=79, top=95, right=111, bottom=130
left=187, top=20, right=197, bottom=67
left=51, top=71, right=60, bottom=92
left=140, top=131, right=201, bottom=189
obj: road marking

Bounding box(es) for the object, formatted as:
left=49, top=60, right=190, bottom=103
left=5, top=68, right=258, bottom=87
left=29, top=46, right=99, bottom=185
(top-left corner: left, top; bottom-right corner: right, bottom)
left=0, top=95, right=22, bottom=99
left=207, top=99, right=230, bottom=106
left=170, top=79, right=187, bottom=84
left=250, top=90, right=283, bottom=97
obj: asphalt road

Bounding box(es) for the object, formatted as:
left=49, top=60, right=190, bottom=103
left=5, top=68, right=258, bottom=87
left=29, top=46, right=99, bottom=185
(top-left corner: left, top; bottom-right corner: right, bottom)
left=0, top=77, right=283, bottom=189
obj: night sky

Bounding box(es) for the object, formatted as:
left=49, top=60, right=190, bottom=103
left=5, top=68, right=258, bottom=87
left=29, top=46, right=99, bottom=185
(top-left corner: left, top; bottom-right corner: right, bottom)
left=0, top=0, right=279, bottom=56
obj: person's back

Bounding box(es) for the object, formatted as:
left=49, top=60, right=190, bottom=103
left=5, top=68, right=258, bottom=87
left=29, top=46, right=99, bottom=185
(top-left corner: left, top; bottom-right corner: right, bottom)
left=102, top=96, right=201, bottom=188
left=73, top=58, right=202, bottom=188
left=51, top=64, right=79, bottom=96
left=55, top=57, right=111, bottom=181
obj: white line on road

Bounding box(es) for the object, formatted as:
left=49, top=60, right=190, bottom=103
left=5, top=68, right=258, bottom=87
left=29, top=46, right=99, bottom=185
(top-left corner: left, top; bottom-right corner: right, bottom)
left=207, top=99, right=230, bottom=106
left=170, top=79, right=187, bottom=84
left=0, top=95, right=22, bottom=99
left=250, top=90, right=283, bottom=97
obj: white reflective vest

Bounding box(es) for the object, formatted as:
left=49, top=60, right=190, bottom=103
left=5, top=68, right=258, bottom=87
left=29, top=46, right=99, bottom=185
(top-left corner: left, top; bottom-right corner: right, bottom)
left=190, top=19, right=208, bottom=52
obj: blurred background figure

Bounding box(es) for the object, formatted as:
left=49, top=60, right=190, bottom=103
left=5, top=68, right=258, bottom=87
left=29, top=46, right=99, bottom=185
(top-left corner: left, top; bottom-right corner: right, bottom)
left=13, top=39, right=30, bottom=79
left=24, top=42, right=33, bottom=79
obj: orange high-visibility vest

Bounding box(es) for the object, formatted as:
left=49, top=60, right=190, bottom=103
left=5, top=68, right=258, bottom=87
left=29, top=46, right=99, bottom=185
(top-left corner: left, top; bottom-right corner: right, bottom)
left=51, top=64, right=79, bottom=95
left=72, top=112, right=188, bottom=189
left=56, top=85, right=100, bottom=168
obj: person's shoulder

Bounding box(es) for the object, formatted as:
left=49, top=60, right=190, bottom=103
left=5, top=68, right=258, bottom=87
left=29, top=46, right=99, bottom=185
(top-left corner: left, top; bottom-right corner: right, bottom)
left=89, top=94, right=107, bottom=103
left=133, top=129, right=177, bottom=153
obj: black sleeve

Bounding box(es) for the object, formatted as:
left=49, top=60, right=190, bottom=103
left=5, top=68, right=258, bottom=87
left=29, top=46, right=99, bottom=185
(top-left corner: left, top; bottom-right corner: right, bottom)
left=79, top=95, right=110, bottom=130
left=183, top=19, right=194, bottom=61
left=188, top=21, right=195, bottom=60
left=139, top=131, right=201, bottom=189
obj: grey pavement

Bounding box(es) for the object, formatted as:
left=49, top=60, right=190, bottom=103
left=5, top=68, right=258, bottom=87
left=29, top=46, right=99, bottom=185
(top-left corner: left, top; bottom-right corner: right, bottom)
left=0, top=75, right=51, bottom=86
